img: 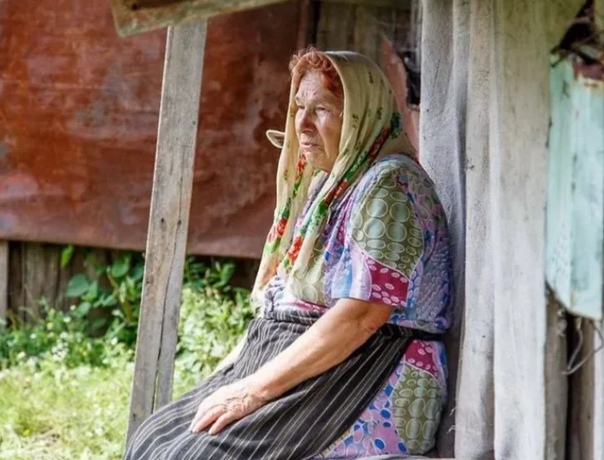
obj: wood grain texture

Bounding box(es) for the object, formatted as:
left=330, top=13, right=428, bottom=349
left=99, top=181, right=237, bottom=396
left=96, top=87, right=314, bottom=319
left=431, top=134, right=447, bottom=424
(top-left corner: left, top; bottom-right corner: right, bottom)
left=0, top=241, right=7, bottom=329
left=568, top=318, right=604, bottom=460
left=110, top=0, right=409, bottom=37
left=110, top=0, right=289, bottom=36
left=419, top=0, right=468, bottom=456
left=594, top=320, right=604, bottom=460
left=127, top=21, right=207, bottom=442
left=316, top=3, right=392, bottom=66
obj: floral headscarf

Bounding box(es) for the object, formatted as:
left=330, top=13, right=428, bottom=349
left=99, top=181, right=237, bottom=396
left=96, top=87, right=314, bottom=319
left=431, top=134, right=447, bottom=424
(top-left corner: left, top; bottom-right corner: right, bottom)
left=252, top=51, right=414, bottom=310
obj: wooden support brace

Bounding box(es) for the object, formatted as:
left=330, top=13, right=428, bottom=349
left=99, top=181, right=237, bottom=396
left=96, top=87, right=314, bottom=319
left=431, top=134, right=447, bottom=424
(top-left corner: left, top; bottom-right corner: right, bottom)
left=126, top=21, right=207, bottom=442
left=0, top=241, right=7, bottom=330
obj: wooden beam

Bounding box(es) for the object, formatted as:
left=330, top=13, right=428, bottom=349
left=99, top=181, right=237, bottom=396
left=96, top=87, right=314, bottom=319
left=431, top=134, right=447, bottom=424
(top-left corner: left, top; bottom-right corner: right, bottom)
left=321, top=0, right=410, bottom=8
left=126, top=20, right=207, bottom=442
left=110, top=0, right=411, bottom=37
left=0, top=241, right=8, bottom=330
left=110, top=0, right=289, bottom=36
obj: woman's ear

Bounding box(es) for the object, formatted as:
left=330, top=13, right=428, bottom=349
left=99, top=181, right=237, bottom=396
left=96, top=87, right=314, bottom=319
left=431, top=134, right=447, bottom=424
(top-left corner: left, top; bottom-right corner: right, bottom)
left=266, top=130, right=285, bottom=149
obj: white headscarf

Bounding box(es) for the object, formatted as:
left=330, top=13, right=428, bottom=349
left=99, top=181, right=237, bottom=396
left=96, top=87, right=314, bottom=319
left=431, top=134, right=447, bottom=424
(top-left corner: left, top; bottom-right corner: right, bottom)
left=253, top=51, right=414, bottom=309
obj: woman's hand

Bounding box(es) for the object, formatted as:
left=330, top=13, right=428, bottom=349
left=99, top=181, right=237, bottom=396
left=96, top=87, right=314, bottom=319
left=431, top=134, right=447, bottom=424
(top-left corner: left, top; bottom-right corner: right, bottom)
left=189, top=378, right=267, bottom=435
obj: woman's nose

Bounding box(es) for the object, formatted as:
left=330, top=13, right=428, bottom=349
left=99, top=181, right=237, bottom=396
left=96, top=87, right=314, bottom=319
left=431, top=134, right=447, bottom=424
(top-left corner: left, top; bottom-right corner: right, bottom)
left=299, top=110, right=314, bottom=132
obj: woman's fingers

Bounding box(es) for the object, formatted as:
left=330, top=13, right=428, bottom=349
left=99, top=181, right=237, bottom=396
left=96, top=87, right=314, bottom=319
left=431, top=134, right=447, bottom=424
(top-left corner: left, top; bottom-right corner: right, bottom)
left=208, top=410, right=241, bottom=435
left=189, top=380, right=267, bottom=435
left=190, top=403, right=225, bottom=434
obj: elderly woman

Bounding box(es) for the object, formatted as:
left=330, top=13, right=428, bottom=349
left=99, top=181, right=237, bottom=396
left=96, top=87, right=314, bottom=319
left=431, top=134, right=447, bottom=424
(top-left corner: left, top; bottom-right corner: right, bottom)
left=125, top=49, right=452, bottom=460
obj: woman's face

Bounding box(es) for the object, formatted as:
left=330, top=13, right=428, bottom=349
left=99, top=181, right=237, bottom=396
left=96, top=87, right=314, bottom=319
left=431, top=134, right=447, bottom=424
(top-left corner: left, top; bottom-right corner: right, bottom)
left=294, top=71, right=343, bottom=172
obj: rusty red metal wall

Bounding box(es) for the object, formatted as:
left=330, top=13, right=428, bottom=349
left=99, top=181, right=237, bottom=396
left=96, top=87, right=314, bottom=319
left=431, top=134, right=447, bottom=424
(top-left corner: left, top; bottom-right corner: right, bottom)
left=0, top=0, right=302, bottom=257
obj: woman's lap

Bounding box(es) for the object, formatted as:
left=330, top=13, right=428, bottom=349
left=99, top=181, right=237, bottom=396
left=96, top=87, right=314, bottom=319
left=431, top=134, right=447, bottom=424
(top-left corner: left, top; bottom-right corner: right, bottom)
left=124, top=314, right=409, bottom=460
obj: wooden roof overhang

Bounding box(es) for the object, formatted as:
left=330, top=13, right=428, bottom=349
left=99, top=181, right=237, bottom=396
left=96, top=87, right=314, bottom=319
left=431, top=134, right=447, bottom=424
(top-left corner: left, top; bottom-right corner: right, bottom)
left=110, top=0, right=407, bottom=36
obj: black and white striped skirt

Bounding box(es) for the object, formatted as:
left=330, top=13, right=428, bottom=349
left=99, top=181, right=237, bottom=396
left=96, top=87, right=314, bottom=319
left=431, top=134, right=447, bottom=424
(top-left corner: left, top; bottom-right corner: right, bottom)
left=124, top=309, right=421, bottom=460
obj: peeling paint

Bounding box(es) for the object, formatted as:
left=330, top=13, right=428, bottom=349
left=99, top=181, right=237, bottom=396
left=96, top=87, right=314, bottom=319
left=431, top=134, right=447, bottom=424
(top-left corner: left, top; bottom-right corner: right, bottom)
left=573, top=59, right=604, bottom=81
left=546, top=54, right=604, bottom=320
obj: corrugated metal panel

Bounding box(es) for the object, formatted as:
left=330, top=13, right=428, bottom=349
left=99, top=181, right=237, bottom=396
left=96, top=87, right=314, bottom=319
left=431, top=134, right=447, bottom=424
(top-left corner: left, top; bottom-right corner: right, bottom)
left=546, top=54, right=604, bottom=320
left=0, top=0, right=303, bottom=258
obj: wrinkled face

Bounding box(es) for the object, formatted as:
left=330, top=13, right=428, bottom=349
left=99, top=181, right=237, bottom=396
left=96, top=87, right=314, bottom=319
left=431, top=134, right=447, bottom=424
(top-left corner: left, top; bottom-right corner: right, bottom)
left=294, top=71, right=344, bottom=173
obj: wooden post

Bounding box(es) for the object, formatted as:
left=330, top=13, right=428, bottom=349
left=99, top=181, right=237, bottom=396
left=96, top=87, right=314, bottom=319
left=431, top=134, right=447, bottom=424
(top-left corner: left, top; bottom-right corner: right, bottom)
left=594, top=320, right=604, bottom=459
left=0, top=241, right=8, bottom=330
left=127, top=21, right=207, bottom=442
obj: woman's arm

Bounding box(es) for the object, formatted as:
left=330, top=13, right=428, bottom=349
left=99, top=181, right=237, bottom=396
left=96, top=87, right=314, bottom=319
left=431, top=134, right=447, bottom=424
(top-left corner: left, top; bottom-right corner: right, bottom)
left=248, top=298, right=393, bottom=400
left=190, top=298, right=393, bottom=434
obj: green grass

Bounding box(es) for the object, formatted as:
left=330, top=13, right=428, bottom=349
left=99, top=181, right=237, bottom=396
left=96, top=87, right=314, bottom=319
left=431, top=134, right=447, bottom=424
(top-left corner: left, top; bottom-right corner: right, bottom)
left=0, top=354, right=214, bottom=460
left=0, top=357, right=133, bottom=460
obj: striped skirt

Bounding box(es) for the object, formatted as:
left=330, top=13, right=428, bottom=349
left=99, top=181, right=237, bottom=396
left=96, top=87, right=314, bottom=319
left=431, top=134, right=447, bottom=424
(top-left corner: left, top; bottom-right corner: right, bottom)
left=124, top=309, right=421, bottom=460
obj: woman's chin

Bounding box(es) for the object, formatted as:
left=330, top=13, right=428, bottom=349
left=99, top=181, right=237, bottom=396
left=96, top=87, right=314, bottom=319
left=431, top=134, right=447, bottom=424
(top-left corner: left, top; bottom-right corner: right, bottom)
left=302, top=152, right=326, bottom=171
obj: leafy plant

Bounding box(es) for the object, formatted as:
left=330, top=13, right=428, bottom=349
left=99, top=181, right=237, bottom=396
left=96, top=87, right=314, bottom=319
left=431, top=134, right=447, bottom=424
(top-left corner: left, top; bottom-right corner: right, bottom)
left=1, top=252, right=254, bottom=376
left=0, top=299, right=128, bottom=369
left=65, top=252, right=144, bottom=347
left=174, top=284, right=253, bottom=391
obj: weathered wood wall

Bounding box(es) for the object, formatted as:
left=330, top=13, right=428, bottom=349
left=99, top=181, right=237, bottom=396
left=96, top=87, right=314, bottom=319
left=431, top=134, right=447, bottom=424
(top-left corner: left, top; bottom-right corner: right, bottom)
left=0, top=241, right=8, bottom=329
left=6, top=243, right=111, bottom=322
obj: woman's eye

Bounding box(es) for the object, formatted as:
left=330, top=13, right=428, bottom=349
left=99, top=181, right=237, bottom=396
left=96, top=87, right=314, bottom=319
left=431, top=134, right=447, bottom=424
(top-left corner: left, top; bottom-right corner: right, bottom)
left=316, top=106, right=327, bottom=113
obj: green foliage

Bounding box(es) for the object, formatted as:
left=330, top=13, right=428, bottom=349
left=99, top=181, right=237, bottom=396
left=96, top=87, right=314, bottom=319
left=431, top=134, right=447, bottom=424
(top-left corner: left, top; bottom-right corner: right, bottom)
left=1, top=252, right=253, bottom=376
left=60, top=244, right=75, bottom=268
left=0, top=299, right=129, bottom=369
left=174, top=285, right=253, bottom=392
left=65, top=252, right=145, bottom=348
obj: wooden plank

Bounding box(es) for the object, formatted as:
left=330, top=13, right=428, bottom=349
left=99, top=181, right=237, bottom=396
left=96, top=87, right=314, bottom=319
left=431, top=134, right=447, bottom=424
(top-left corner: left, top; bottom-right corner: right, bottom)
left=544, top=291, right=568, bottom=460
left=127, top=20, right=207, bottom=442
left=316, top=2, right=404, bottom=66
left=568, top=320, right=597, bottom=460
left=419, top=0, right=469, bottom=456
left=595, top=0, right=603, bottom=40
left=488, top=1, right=570, bottom=457
left=594, top=320, right=604, bottom=459
left=0, top=241, right=7, bottom=330
left=569, top=319, right=604, bottom=460
left=110, top=0, right=288, bottom=36
left=453, top=0, right=494, bottom=457
left=322, top=0, right=410, bottom=9
left=110, top=0, right=409, bottom=37
left=21, top=243, right=62, bottom=320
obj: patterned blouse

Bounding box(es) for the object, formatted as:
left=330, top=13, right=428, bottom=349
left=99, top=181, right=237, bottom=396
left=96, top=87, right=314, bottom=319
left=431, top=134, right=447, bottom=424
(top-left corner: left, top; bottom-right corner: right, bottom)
left=263, top=154, right=452, bottom=457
